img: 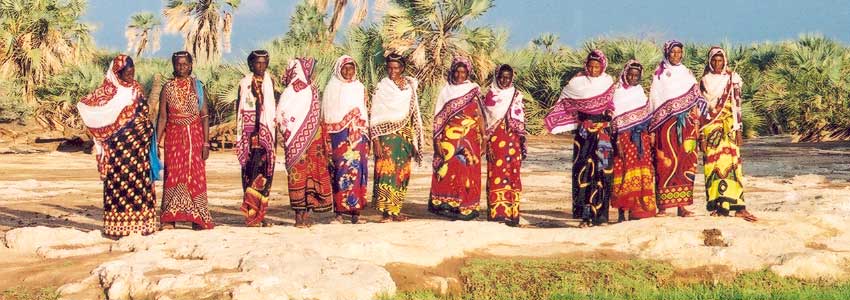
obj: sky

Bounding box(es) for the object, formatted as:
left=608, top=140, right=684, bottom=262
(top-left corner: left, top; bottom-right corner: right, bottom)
left=84, top=0, right=850, bottom=61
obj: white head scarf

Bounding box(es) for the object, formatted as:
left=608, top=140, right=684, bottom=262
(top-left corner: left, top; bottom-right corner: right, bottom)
left=322, top=55, right=368, bottom=133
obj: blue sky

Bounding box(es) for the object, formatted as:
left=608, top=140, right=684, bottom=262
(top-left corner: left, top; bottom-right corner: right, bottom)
left=84, top=0, right=850, bottom=61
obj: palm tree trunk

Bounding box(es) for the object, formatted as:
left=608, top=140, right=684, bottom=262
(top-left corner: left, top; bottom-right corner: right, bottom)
left=328, top=0, right=348, bottom=43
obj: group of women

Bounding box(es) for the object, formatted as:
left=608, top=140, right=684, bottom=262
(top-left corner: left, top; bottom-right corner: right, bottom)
left=77, top=39, right=753, bottom=239
left=545, top=40, right=757, bottom=227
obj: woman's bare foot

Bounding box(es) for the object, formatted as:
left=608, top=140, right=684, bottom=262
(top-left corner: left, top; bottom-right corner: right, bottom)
left=294, top=211, right=308, bottom=228
left=735, top=209, right=759, bottom=222
left=351, top=214, right=366, bottom=224
left=656, top=209, right=668, bottom=217
left=261, top=220, right=274, bottom=227
left=392, top=214, right=409, bottom=222
left=677, top=207, right=695, bottom=218
left=578, top=220, right=591, bottom=228
left=617, top=209, right=626, bottom=223
left=330, top=214, right=345, bottom=224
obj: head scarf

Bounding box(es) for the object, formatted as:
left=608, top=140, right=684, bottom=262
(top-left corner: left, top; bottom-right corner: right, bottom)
left=584, top=49, right=608, bottom=76
left=654, top=40, right=684, bottom=79
left=612, top=60, right=651, bottom=132
left=447, top=56, right=474, bottom=84
left=323, top=55, right=368, bottom=133
left=648, top=40, right=702, bottom=130
left=544, top=50, right=615, bottom=134
left=276, top=57, right=321, bottom=169
left=704, top=46, right=728, bottom=75
left=483, top=64, right=525, bottom=134
left=619, top=59, right=644, bottom=89
left=77, top=55, right=144, bottom=133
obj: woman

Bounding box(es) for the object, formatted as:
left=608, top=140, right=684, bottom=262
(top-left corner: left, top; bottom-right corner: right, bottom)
left=157, top=51, right=215, bottom=230
left=324, top=55, right=369, bottom=224
left=429, top=57, right=486, bottom=221
left=237, top=50, right=277, bottom=227
left=276, top=57, right=333, bottom=228
left=482, top=64, right=526, bottom=226
left=610, top=60, right=657, bottom=222
left=370, top=54, right=425, bottom=223
left=700, top=47, right=758, bottom=222
left=77, top=55, right=159, bottom=237
left=648, top=40, right=704, bottom=218
left=545, top=50, right=616, bottom=227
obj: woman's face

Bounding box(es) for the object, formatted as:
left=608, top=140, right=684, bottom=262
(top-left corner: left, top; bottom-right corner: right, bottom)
left=452, top=65, right=469, bottom=84
left=586, top=60, right=603, bottom=77
left=626, top=68, right=641, bottom=87
left=497, top=70, right=513, bottom=89
left=341, top=62, right=356, bottom=81
left=668, top=46, right=684, bottom=65
left=387, top=61, right=404, bottom=80
left=251, top=56, right=269, bottom=76
left=174, top=56, right=192, bottom=77
left=118, top=65, right=135, bottom=83
left=710, top=53, right=725, bottom=74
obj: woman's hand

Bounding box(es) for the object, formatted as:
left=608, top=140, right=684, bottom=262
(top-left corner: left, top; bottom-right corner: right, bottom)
left=736, top=131, right=744, bottom=146
left=202, top=144, right=210, bottom=160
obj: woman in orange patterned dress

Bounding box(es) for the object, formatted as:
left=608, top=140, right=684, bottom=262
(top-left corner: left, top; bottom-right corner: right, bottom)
left=157, top=51, right=214, bottom=230
left=611, top=60, right=657, bottom=222
left=276, top=57, right=333, bottom=228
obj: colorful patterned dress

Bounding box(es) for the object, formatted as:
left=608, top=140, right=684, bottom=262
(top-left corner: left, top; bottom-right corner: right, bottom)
left=429, top=84, right=485, bottom=220
left=277, top=58, right=333, bottom=213
left=236, top=73, right=277, bottom=226
left=701, top=70, right=746, bottom=214
left=483, top=71, right=526, bottom=224
left=324, top=55, right=370, bottom=216
left=370, top=76, right=424, bottom=217
left=77, top=55, right=159, bottom=237
left=160, top=77, right=214, bottom=229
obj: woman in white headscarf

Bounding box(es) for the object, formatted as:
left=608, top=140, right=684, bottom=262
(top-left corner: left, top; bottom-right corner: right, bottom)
left=323, top=55, right=370, bottom=224
left=545, top=49, right=616, bottom=227
left=610, top=59, right=656, bottom=222
left=482, top=64, right=526, bottom=226
left=428, top=56, right=486, bottom=221
left=700, top=46, right=757, bottom=222
left=649, top=40, right=705, bottom=218
left=276, top=57, right=333, bottom=228
left=77, top=54, right=158, bottom=237
left=369, top=53, right=424, bottom=223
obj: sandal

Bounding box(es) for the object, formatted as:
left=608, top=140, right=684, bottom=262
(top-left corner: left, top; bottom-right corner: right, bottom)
left=330, top=214, right=345, bottom=224
left=261, top=220, right=274, bottom=227
left=656, top=209, right=669, bottom=217
left=677, top=207, right=695, bottom=218
left=392, top=214, right=410, bottom=222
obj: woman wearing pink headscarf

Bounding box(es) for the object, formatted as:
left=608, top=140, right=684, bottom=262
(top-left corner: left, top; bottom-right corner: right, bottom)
left=545, top=50, right=616, bottom=227
left=429, top=57, right=486, bottom=220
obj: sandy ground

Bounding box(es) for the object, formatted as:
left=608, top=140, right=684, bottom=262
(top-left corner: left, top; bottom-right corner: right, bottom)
left=1, top=135, right=850, bottom=299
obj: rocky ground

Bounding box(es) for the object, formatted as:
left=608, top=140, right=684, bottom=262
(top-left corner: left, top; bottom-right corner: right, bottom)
left=2, top=135, right=850, bottom=300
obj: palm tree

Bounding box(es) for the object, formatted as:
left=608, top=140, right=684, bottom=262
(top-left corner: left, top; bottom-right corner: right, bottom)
left=382, top=0, right=497, bottom=86
left=0, top=0, right=93, bottom=104
left=306, top=0, right=370, bottom=43
left=532, top=33, right=559, bottom=52
left=125, top=12, right=162, bottom=58
left=163, top=0, right=241, bottom=65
